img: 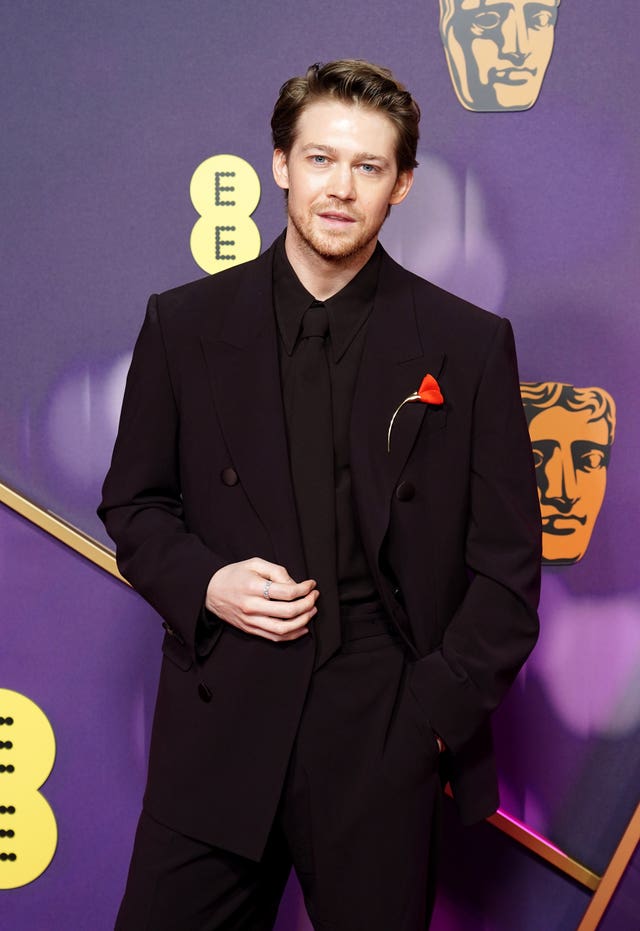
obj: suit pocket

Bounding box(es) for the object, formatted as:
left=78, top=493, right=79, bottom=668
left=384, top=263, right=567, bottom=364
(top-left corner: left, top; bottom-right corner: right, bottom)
left=423, top=407, right=447, bottom=434
left=161, top=632, right=193, bottom=671
left=404, top=682, right=440, bottom=753
left=382, top=663, right=439, bottom=790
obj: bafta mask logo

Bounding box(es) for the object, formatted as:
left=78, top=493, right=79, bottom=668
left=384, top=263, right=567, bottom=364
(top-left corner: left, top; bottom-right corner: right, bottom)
left=520, top=383, right=616, bottom=565
left=439, top=0, right=560, bottom=111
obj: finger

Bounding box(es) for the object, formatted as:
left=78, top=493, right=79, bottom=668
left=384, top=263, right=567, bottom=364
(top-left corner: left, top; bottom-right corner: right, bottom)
left=246, top=591, right=319, bottom=619
left=248, top=559, right=294, bottom=583
left=239, top=619, right=310, bottom=641
left=257, top=578, right=318, bottom=603
left=255, top=626, right=310, bottom=643
left=243, top=607, right=317, bottom=637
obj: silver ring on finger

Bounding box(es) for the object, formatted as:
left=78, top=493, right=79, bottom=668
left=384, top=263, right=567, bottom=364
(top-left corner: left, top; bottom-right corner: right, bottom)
left=263, top=579, right=273, bottom=600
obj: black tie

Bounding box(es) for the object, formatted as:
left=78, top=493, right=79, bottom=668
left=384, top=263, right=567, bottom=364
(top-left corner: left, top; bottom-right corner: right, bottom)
left=289, top=301, right=341, bottom=668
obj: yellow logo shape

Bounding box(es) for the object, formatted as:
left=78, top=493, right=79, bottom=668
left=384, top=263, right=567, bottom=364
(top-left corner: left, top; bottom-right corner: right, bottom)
left=190, top=154, right=261, bottom=274
left=0, top=689, right=57, bottom=888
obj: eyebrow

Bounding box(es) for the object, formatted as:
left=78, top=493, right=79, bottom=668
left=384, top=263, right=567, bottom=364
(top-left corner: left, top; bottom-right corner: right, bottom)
left=301, top=143, right=391, bottom=166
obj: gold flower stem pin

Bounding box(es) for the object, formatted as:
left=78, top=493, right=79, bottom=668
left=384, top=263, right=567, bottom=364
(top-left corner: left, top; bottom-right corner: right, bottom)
left=387, top=373, right=444, bottom=453
left=387, top=394, right=421, bottom=453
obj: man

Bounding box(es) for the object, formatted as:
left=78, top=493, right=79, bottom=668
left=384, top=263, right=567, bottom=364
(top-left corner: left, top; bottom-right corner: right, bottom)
left=99, top=60, right=541, bottom=930
left=439, top=0, right=561, bottom=111
left=520, top=381, right=616, bottom=564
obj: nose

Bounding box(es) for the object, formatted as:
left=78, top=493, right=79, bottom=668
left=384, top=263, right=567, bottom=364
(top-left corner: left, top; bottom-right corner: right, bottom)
left=500, top=8, right=531, bottom=64
left=540, top=447, right=578, bottom=512
left=327, top=163, right=356, bottom=201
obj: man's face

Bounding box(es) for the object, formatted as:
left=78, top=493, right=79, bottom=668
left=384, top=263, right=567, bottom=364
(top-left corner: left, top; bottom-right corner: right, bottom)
left=272, top=99, right=413, bottom=264
left=440, top=0, right=559, bottom=111
left=528, top=407, right=610, bottom=564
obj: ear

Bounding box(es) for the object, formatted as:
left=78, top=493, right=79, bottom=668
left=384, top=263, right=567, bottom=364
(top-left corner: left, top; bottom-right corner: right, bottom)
left=272, top=149, right=290, bottom=191
left=388, top=169, right=414, bottom=206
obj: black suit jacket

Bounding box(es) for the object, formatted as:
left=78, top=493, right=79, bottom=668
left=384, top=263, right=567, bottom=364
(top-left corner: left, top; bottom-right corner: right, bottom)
left=99, top=240, right=541, bottom=861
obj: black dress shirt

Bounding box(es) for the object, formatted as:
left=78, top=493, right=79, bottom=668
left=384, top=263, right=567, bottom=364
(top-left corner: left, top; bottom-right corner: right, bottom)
left=273, top=234, right=386, bottom=620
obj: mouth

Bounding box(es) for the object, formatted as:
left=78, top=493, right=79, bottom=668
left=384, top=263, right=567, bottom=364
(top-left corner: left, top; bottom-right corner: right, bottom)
left=541, top=514, right=587, bottom=535
left=317, top=210, right=357, bottom=225
left=491, top=67, right=537, bottom=85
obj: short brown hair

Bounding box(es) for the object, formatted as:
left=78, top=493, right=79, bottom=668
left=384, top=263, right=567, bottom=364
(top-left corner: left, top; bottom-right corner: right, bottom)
left=271, top=59, right=420, bottom=174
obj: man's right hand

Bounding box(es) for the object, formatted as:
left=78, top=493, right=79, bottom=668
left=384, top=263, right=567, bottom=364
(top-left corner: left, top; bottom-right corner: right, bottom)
left=205, top=558, right=318, bottom=642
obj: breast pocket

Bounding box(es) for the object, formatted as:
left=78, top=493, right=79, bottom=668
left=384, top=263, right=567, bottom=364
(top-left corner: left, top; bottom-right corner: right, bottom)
left=423, top=407, right=447, bottom=434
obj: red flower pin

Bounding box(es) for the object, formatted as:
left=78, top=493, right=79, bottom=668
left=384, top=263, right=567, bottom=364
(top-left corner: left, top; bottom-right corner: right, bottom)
left=387, top=374, right=444, bottom=452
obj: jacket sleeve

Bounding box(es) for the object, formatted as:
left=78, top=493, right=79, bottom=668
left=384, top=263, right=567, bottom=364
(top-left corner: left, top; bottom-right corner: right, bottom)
left=98, top=296, right=226, bottom=656
left=409, top=318, right=541, bottom=754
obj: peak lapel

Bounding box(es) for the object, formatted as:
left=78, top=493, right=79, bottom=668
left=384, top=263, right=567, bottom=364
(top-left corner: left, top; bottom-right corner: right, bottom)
left=199, top=247, right=306, bottom=583
left=350, top=252, right=445, bottom=567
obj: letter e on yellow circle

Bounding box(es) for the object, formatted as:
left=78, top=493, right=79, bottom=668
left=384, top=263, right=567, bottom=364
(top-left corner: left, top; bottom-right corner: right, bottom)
left=190, top=154, right=261, bottom=274
left=0, top=689, right=57, bottom=888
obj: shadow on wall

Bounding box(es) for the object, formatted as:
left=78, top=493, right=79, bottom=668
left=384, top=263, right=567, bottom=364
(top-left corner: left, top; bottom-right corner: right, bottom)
left=380, top=151, right=507, bottom=313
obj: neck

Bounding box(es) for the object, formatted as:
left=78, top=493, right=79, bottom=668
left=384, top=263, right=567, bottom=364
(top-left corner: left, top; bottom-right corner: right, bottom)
left=283, top=224, right=377, bottom=301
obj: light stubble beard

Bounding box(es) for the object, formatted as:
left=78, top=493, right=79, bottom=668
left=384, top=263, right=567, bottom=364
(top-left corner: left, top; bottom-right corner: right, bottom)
left=288, top=206, right=383, bottom=265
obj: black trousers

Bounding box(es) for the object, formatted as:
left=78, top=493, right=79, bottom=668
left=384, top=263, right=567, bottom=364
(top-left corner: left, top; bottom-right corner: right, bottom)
left=115, top=625, right=442, bottom=931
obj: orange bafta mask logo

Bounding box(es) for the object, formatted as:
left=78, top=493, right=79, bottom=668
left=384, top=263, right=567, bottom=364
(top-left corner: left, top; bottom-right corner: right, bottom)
left=520, top=382, right=616, bottom=565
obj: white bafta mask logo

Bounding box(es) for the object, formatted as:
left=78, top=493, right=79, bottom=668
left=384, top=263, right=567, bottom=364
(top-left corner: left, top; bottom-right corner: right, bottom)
left=439, top=0, right=560, bottom=112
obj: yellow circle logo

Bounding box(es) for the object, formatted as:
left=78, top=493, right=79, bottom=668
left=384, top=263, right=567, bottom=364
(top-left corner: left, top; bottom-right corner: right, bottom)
left=0, top=689, right=57, bottom=888
left=190, top=154, right=261, bottom=274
